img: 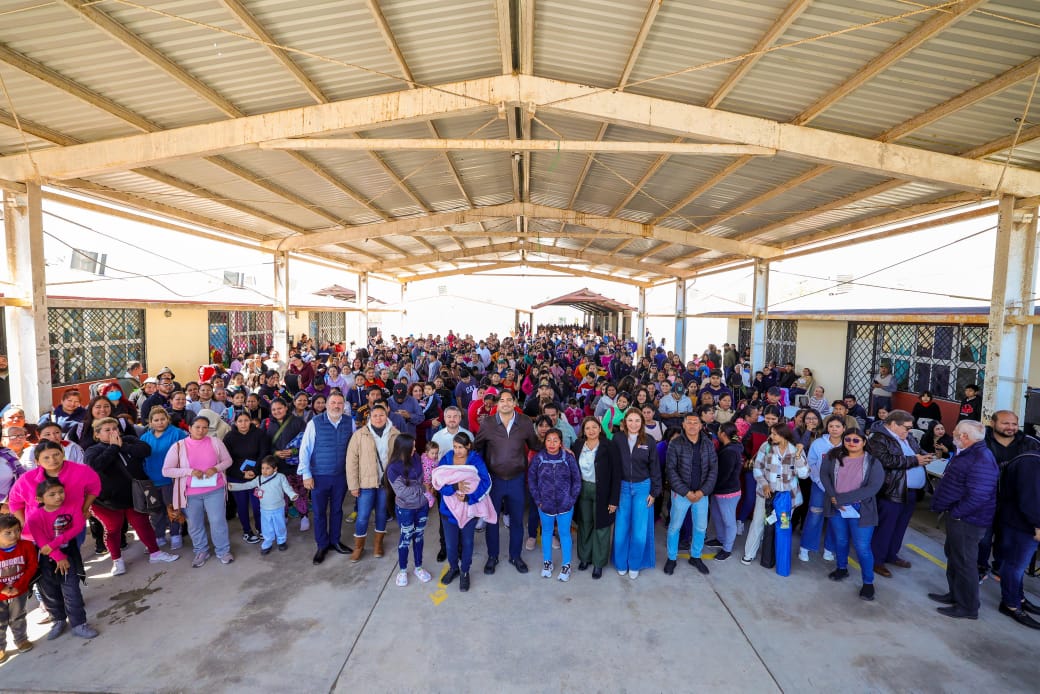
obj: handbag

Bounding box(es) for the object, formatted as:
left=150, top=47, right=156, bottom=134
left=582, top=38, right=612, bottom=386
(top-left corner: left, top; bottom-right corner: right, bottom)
left=115, top=451, right=166, bottom=515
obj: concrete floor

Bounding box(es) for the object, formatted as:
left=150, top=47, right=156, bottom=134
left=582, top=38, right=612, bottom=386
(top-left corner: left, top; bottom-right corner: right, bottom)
left=1, top=504, right=1037, bottom=694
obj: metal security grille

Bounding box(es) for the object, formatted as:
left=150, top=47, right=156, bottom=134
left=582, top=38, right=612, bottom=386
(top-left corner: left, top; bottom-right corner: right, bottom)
left=311, top=311, right=346, bottom=343
left=738, top=318, right=797, bottom=365
left=208, top=310, right=273, bottom=362
left=844, top=322, right=988, bottom=404
left=48, top=308, right=145, bottom=386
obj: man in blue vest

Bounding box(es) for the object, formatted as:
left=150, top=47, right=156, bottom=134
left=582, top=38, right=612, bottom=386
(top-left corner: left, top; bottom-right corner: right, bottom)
left=298, top=392, right=355, bottom=565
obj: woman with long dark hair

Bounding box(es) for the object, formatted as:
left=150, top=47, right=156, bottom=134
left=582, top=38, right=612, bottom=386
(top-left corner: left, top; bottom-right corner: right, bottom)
left=708, top=422, right=744, bottom=561
left=612, top=409, right=661, bottom=580
left=387, top=433, right=433, bottom=587
left=571, top=416, right=620, bottom=579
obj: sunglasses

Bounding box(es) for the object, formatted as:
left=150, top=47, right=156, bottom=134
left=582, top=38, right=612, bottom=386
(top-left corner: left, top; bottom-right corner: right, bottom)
left=844, top=436, right=863, bottom=444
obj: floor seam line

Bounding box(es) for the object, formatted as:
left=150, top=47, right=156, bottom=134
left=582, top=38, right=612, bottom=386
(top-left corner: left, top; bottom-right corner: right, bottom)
left=328, top=563, right=397, bottom=693
left=709, top=578, right=786, bottom=694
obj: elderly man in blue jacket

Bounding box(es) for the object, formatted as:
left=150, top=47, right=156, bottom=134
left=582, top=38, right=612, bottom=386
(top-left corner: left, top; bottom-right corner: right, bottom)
left=929, top=420, right=998, bottom=619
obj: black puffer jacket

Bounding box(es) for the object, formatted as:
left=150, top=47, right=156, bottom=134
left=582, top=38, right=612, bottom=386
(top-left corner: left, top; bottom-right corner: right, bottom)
left=665, top=434, right=718, bottom=498
left=866, top=425, right=926, bottom=504
left=83, top=436, right=152, bottom=510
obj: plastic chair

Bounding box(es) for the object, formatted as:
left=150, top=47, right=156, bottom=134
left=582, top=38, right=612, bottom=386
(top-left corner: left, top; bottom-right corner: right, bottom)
left=908, top=428, right=925, bottom=444
left=916, top=417, right=935, bottom=432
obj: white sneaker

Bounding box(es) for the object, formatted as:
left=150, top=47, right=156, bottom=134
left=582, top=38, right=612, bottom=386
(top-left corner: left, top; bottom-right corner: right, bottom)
left=170, top=536, right=183, bottom=550
left=558, top=564, right=571, bottom=582
left=799, top=548, right=810, bottom=562
left=414, top=567, right=432, bottom=583
left=541, top=561, right=553, bottom=578
left=396, top=570, right=408, bottom=587
left=503, top=514, right=510, bottom=528
left=218, top=553, right=235, bottom=565
left=300, top=516, right=310, bottom=532
left=110, top=558, right=126, bottom=576
left=629, top=570, right=640, bottom=580
left=617, top=569, right=628, bottom=577
left=823, top=549, right=835, bottom=562
left=149, top=550, right=179, bottom=564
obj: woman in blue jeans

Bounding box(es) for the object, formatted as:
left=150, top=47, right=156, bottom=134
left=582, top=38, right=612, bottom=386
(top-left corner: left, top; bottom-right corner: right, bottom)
left=820, top=428, right=885, bottom=601
left=386, top=434, right=433, bottom=587
left=800, top=415, right=844, bottom=562
left=611, top=410, right=661, bottom=580
left=347, top=405, right=399, bottom=562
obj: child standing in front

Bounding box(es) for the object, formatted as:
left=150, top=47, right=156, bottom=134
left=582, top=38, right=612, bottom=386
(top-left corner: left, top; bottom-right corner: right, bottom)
left=387, top=434, right=432, bottom=587
left=0, top=514, right=38, bottom=662
left=420, top=442, right=439, bottom=509
left=226, top=456, right=298, bottom=555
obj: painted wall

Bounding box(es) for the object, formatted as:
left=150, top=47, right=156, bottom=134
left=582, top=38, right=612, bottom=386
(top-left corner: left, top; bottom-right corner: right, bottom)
left=144, top=307, right=209, bottom=382
left=793, top=320, right=848, bottom=402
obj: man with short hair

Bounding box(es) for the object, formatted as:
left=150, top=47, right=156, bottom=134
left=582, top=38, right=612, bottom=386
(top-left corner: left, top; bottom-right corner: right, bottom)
left=663, top=413, right=718, bottom=575
left=475, top=391, right=540, bottom=575
left=698, top=370, right=731, bottom=406
left=777, top=362, right=798, bottom=390
left=117, top=360, right=143, bottom=399
left=867, top=410, right=933, bottom=578
left=141, top=376, right=175, bottom=417
left=454, top=368, right=478, bottom=411
left=298, top=392, right=354, bottom=565
left=844, top=394, right=868, bottom=430
left=995, top=449, right=1040, bottom=629
left=658, top=380, right=692, bottom=424
left=542, top=402, right=576, bottom=449
left=929, top=420, right=998, bottom=619
left=430, top=406, right=473, bottom=453
left=388, top=382, right=423, bottom=437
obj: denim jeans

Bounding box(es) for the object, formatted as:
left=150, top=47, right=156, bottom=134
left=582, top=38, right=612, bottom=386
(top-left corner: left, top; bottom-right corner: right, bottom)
left=977, top=522, right=1002, bottom=574
left=710, top=494, right=740, bottom=552
left=487, top=475, right=525, bottom=561
left=800, top=484, right=837, bottom=554
left=999, top=525, right=1039, bottom=610
left=231, top=488, right=262, bottom=535
left=443, top=515, right=478, bottom=572
left=312, top=473, right=347, bottom=548
left=614, top=478, right=654, bottom=571
left=355, top=486, right=388, bottom=537
left=260, top=507, right=287, bottom=549
left=667, top=492, right=708, bottom=560
left=831, top=515, right=875, bottom=583
left=539, top=507, right=575, bottom=565
left=185, top=488, right=231, bottom=556
left=397, top=506, right=429, bottom=570
left=150, top=484, right=182, bottom=540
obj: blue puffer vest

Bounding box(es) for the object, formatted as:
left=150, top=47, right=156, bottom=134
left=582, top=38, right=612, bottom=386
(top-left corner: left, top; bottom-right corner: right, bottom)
left=310, top=413, right=353, bottom=477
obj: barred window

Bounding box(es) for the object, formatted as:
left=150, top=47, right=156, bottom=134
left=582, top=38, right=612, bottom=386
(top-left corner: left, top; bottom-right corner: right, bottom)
left=48, top=308, right=145, bottom=386
left=844, top=322, right=987, bottom=404
left=738, top=318, right=797, bottom=366
left=208, top=310, right=272, bottom=364
left=310, top=311, right=346, bottom=344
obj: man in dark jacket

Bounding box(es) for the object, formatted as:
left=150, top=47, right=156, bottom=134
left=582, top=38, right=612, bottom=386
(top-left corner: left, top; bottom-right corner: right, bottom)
left=996, top=450, right=1040, bottom=629
left=929, top=420, right=998, bottom=619
left=663, top=413, right=718, bottom=576
left=867, top=410, right=932, bottom=578
left=979, top=410, right=1040, bottom=580
left=474, top=391, right=541, bottom=576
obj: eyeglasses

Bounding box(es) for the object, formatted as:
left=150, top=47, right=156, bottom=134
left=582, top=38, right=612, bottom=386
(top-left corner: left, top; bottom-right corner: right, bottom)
left=900, top=423, right=914, bottom=430
left=843, top=436, right=863, bottom=444
left=4, top=433, right=26, bottom=440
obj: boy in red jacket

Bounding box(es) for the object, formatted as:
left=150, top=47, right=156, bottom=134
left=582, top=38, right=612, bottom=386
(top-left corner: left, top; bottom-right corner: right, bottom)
left=0, top=513, right=38, bottom=662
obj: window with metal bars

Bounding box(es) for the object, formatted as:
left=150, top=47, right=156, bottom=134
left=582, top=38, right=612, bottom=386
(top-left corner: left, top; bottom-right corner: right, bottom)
left=48, top=308, right=145, bottom=386
left=208, top=310, right=272, bottom=364
left=843, top=322, right=987, bottom=405
left=738, top=318, right=797, bottom=365
left=310, top=311, right=346, bottom=344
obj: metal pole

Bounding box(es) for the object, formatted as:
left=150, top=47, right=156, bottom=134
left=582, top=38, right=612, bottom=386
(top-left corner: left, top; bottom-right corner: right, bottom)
left=674, top=278, right=688, bottom=362
left=272, top=251, right=290, bottom=353
left=751, top=259, right=769, bottom=371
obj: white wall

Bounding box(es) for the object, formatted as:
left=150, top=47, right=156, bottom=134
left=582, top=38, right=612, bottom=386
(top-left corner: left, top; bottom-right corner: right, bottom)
left=794, top=320, right=848, bottom=401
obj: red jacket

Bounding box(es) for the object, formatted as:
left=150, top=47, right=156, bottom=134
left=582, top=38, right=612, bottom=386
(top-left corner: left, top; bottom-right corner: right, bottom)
left=0, top=539, right=38, bottom=600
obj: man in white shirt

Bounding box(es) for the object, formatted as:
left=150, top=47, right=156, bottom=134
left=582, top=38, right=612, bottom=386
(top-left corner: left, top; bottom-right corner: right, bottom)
left=298, top=392, right=355, bottom=565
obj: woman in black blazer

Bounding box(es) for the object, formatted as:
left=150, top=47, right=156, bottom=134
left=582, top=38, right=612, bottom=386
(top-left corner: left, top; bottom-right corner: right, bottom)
left=571, top=417, right=622, bottom=579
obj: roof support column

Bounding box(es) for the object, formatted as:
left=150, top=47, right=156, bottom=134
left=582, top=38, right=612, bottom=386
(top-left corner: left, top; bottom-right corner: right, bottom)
left=2, top=182, right=50, bottom=418
left=674, top=278, right=688, bottom=363
left=636, top=287, right=647, bottom=357
left=982, top=196, right=1038, bottom=420
left=358, top=272, right=370, bottom=348
left=751, top=259, right=770, bottom=372
left=400, top=282, right=408, bottom=337
left=273, top=251, right=290, bottom=354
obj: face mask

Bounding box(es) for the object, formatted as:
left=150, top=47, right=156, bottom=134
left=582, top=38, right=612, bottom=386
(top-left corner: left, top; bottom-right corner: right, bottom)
left=106, top=391, right=122, bottom=402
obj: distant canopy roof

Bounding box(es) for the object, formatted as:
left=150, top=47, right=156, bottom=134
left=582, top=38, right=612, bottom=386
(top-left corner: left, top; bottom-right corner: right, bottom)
left=531, top=288, right=635, bottom=314
left=313, top=285, right=385, bottom=304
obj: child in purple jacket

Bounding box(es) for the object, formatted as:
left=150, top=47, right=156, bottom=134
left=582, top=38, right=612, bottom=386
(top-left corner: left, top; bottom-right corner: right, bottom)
left=528, top=429, right=582, bottom=582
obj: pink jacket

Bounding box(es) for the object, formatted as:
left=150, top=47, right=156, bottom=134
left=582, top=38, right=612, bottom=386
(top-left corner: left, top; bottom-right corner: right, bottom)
left=25, top=503, right=86, bottom=562
left=432, top=465, right=497, bottom=526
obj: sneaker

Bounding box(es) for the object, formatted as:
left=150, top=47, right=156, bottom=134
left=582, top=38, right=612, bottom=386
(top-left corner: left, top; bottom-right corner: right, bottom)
left=346, top=511, right=357, bottom=523
left=552, top=535, right=561, bottom=550
left=503, top=513, right=510, bottom=528
left=110, top=558, right=126, bottom=576
left=617, top=569, right=628, bottom=577
left=170, top=536, right=183, bottom=551
left=859, top=584, right=876, bottom=602
left=828, top=568, right=850, bottom=581
left=218, top=553, right=235, bottom=565
left=46, top=620, right=67, bottom=640
left=278, top=542, right=288, bottom=551
left=541, top=561, right=553, bottom=578
left=71, top=623, right=99, bottom=639
left=156, top=536, right=167, bottom=547
left=629, top=570, right=640, bottom=580
left=740, top=556, right=753, bottom=565
left=396, top=570, right=409, bottom=587
left=799, top=548, right=810, bottom=562
left=260, top=547, right=272, bottom=556
left=736, top=521, right=745, bottom=536
left=149, top=550, right=179, bottom=563
left=688, top=557, right=710, bottom=575
left=191, top=551, right=210, bottom=568
left=715, top=550, right=732, bottom=561
left=525, top=537, right=537, bottom=552
left=299, top=517, right=310, bottom=532
left=823, top=549, right=835, bottom=562
left=414, top=567, right=432, bottom=583
left=243, top=533, right=261, bottom=544
left=15, top=640, right=33, bottom=653
left=558, top=564, right=571, bottom=582
left=706, top=539, right=723, bottom=548
left=94, top=545, right=107, bottom=556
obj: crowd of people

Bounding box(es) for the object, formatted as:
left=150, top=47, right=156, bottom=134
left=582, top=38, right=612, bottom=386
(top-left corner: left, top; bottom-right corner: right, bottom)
left=1, top=327, right=1039, bottom=663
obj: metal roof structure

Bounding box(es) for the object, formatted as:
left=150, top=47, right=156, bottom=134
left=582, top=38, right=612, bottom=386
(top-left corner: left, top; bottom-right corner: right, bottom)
left=312, top=284, right=385, bottom=304
left=531, top=287, right=635, bottom=313
left=1, top=0, right=1039, bottom=287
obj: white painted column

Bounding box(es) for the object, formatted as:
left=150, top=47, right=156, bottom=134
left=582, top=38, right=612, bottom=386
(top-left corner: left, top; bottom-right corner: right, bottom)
left=750, top=259, right=769, bottom=371
left=2, top=182, right=50, bottom=418
left=272, top=251, right=290, bottom=353
left=982, top=196, right=1038, bottom=420
left=674, top=278, right=688, bottom=362
left=636, top=287, right=647, bottom=356
left=400, top=282, right=408, bottom=336
left=358, top=272, right=369, bottom=347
